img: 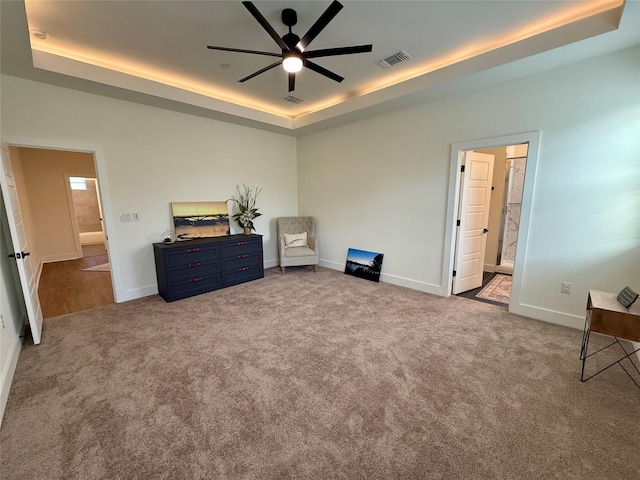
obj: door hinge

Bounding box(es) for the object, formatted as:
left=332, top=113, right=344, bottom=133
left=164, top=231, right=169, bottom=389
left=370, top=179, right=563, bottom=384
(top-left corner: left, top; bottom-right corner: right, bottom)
left=456, top=219, right=461, bottom=227
left=460, top=165, right=465, bottom=173
left=453, top=270, right=457, bottom=277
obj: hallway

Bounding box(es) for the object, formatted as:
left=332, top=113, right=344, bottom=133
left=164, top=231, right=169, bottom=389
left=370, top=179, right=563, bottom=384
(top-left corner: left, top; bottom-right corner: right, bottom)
left=37, top=245, right=114, bottom=318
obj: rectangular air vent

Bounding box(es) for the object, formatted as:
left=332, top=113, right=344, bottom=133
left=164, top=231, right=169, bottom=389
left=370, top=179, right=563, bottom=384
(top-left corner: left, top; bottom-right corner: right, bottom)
left=283, top=95, right=304, bottom=104
left=376, top=50, right=412, bottom=69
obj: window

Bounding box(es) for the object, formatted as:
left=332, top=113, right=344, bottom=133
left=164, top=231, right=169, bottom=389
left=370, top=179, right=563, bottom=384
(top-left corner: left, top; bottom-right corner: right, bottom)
left=69, top=177, right=87, bottom=190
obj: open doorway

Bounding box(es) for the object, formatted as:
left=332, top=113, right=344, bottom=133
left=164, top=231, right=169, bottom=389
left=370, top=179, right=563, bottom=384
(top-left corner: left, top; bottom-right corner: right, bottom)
left=452, top=144, right=528, bottom=306
left=7, top=146, right=115, bottom=319
left=68, top=176, right=108, bottom=258
left=443, top=132, right=540, bottom=314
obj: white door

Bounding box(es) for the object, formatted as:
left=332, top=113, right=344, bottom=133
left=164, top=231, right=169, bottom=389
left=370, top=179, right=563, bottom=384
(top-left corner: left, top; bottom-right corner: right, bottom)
left=452, top=151, right=495, bottom=294
left=0, top=147, right=44, bottom=344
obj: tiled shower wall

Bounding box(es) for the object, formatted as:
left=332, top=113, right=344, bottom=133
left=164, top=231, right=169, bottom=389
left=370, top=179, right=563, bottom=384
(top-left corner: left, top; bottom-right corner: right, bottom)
left=72, top=180, right=102, bottom=233
left=499, top=157, right=526, bottom=267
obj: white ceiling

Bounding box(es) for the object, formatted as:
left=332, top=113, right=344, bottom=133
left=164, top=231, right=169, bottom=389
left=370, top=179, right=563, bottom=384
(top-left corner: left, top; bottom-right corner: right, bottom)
left=2, top=1, right=639, bottom=134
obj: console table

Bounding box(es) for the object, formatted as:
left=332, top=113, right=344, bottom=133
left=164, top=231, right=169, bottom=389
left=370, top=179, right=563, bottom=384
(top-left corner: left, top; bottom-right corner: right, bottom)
left=153, top=234, right=263, bottom=302
left=580, top=290, right=640, bottom=388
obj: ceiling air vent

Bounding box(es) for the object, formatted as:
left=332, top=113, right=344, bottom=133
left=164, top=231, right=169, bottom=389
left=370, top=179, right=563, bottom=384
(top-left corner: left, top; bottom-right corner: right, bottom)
left=376, top=50, right=412, bottom=69
left=283, top=95, right=304, bottom=104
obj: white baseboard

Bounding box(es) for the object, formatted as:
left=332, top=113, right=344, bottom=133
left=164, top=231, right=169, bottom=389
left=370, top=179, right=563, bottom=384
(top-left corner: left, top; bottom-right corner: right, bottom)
left=483, top=264, right=496, bottom=273
left=495, top=265, right=514, bottom=275
left=509, top=302, right=584, bottom=330
left=120, top=285, right=159, bottom=302
left=41, top=252, right=82, bottom=263
left=319, top=259, right=442, bottom=296
left=263, top=258, right=278, bottom=269
left=0, top=319, right=26, bottom=429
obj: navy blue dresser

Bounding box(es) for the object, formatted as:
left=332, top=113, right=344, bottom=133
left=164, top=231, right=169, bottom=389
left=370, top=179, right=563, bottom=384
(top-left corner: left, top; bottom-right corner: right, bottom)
left=153, top=234, right=263, bottom=302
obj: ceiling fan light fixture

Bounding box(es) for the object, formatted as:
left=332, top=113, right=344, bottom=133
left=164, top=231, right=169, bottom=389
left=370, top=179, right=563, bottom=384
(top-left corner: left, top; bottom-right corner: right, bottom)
left=282, top=53, right=303, bottom=73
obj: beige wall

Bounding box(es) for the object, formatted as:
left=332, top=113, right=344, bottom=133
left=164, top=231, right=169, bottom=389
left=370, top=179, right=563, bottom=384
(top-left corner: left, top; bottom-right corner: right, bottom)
left=1, top=75, right=299, bottom=301
left=475, top=147, right=507, bottom=272
left=14, top=148, right=96, bottom=263
left=297, top=46, right=640, bottom=326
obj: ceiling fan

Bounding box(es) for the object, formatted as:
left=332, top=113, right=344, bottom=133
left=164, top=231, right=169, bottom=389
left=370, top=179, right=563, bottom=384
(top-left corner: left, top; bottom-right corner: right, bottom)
left=207, top=1, right=373, bottom=92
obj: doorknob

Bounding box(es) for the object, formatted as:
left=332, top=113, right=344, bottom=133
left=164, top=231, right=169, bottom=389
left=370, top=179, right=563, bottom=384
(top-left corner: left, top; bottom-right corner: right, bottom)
left=483, top=228, right=489, bottom=233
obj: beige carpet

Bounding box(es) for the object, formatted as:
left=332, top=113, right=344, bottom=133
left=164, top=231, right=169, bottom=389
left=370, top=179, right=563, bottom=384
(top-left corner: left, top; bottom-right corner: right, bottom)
left=1, top=267, right=639, bottom=479
left=476, top=274, right=512, bottom=303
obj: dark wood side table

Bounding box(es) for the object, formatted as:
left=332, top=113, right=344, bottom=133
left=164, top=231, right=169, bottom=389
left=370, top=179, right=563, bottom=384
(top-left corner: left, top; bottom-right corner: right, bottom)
left=580, top=290, right=640, bottom=388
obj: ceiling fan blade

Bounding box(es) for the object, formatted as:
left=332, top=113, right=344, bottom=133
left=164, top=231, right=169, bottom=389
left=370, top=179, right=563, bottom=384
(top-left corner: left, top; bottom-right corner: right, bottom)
left=297, top=0, right=343, bottom=51
left=304, top=44, right=373, bottom=59
left=242, top=1, right=289, bottom=52
left=207, top=45, right=281, bottom=57
left=304, top=60, right=344, bottom=83
left=239, top=61, right=282, bottom=83
left=288, top=73, right=296, bottom=92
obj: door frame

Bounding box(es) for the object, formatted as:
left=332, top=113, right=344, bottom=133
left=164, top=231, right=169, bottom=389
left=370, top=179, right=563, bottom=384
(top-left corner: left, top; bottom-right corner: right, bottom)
left=442, top=132, right=541, bottom=313
left=3, top=136, right=123, bottom=303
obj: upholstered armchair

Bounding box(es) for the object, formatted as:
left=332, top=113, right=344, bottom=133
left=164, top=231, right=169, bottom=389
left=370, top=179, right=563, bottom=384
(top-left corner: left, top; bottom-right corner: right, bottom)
left=277, top=217, right=319, bottom=274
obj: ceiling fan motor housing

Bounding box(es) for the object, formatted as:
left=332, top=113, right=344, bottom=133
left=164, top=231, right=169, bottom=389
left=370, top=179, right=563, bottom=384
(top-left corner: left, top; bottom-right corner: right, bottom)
left=282, top=8, right=297, bottom=27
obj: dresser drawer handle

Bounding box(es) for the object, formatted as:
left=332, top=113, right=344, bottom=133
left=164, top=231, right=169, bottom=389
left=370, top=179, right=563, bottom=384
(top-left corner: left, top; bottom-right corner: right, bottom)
left=240, top=267, right=249, bottom=272
left=187, top=247, right=200, bottom=253
left=190, top=277, right=202, bottom=282
left=189, top=262, right=201, bottom=268
left=239, top=254, right=248, bottom=259
left=237, top=241, right=248, bottom=245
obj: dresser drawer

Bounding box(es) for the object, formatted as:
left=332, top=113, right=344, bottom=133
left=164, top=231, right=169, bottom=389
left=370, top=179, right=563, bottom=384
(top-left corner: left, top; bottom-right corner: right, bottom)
left=167, top=273, right=221, bottom=301
left=223, top=263, right=264, bottom=287
left=221, top=252, right=261, bottom=271
left=220, top=238, right=261, bottom=258
left=165, top=244, right=219, bottom=267
left=168, top=259, right=219, bottom=281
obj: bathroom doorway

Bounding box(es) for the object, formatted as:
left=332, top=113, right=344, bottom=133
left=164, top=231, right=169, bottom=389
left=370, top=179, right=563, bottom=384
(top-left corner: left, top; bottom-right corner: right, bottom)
left=68, top=176, right=107, bottom=258
left=455, top=143, right=528, bottom=305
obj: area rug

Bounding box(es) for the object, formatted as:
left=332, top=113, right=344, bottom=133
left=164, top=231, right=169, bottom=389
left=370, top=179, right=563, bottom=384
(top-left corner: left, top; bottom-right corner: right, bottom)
left=476, top=273, right=512, bottom=303
left=81, top=262, right=110, bottom=272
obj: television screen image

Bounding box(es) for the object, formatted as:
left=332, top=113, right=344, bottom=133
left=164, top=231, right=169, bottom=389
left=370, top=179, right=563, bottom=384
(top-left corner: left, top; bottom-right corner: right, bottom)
left=171, top=202, right=230, bottom=240
left=345, top=248, right=384, bottom=282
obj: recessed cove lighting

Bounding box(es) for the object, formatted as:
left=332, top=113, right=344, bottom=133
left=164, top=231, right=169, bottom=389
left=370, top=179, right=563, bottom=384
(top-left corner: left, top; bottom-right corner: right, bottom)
left=30, top=29, right=49, bottom=40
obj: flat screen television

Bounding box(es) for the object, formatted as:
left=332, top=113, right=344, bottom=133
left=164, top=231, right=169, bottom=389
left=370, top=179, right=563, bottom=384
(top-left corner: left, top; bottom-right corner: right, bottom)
left=171, top=201, right=230, bottom=240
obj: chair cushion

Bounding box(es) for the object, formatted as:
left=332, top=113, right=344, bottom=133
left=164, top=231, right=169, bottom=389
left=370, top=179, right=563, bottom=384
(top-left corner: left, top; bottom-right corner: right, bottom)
left=284, top=246, right=316, bottom=258
left=284, top=232, right=308, bottom=248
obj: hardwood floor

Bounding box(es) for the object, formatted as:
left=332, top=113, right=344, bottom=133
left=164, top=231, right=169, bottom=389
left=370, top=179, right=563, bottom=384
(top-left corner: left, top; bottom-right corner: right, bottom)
left=38, top=253, right=114, bottom=318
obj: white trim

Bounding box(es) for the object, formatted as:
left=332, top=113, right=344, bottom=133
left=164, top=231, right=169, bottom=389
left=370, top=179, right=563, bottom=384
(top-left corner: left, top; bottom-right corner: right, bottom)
left=121, top=285, right=158, bottom=302
left=63, top=172, right=84, bottom=259
left=510, top=303, right=584, bottom=330
left=0, top=317, right=26, bottom=428
left=320, top=259, right=441, bottom=294
left=41, top=252, right=82, bottom=263
left=443, top=132, right=542, bottom=316
left=263, top=258, right=278, bottom=269
left=1, top=136, right=123, bottom=303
